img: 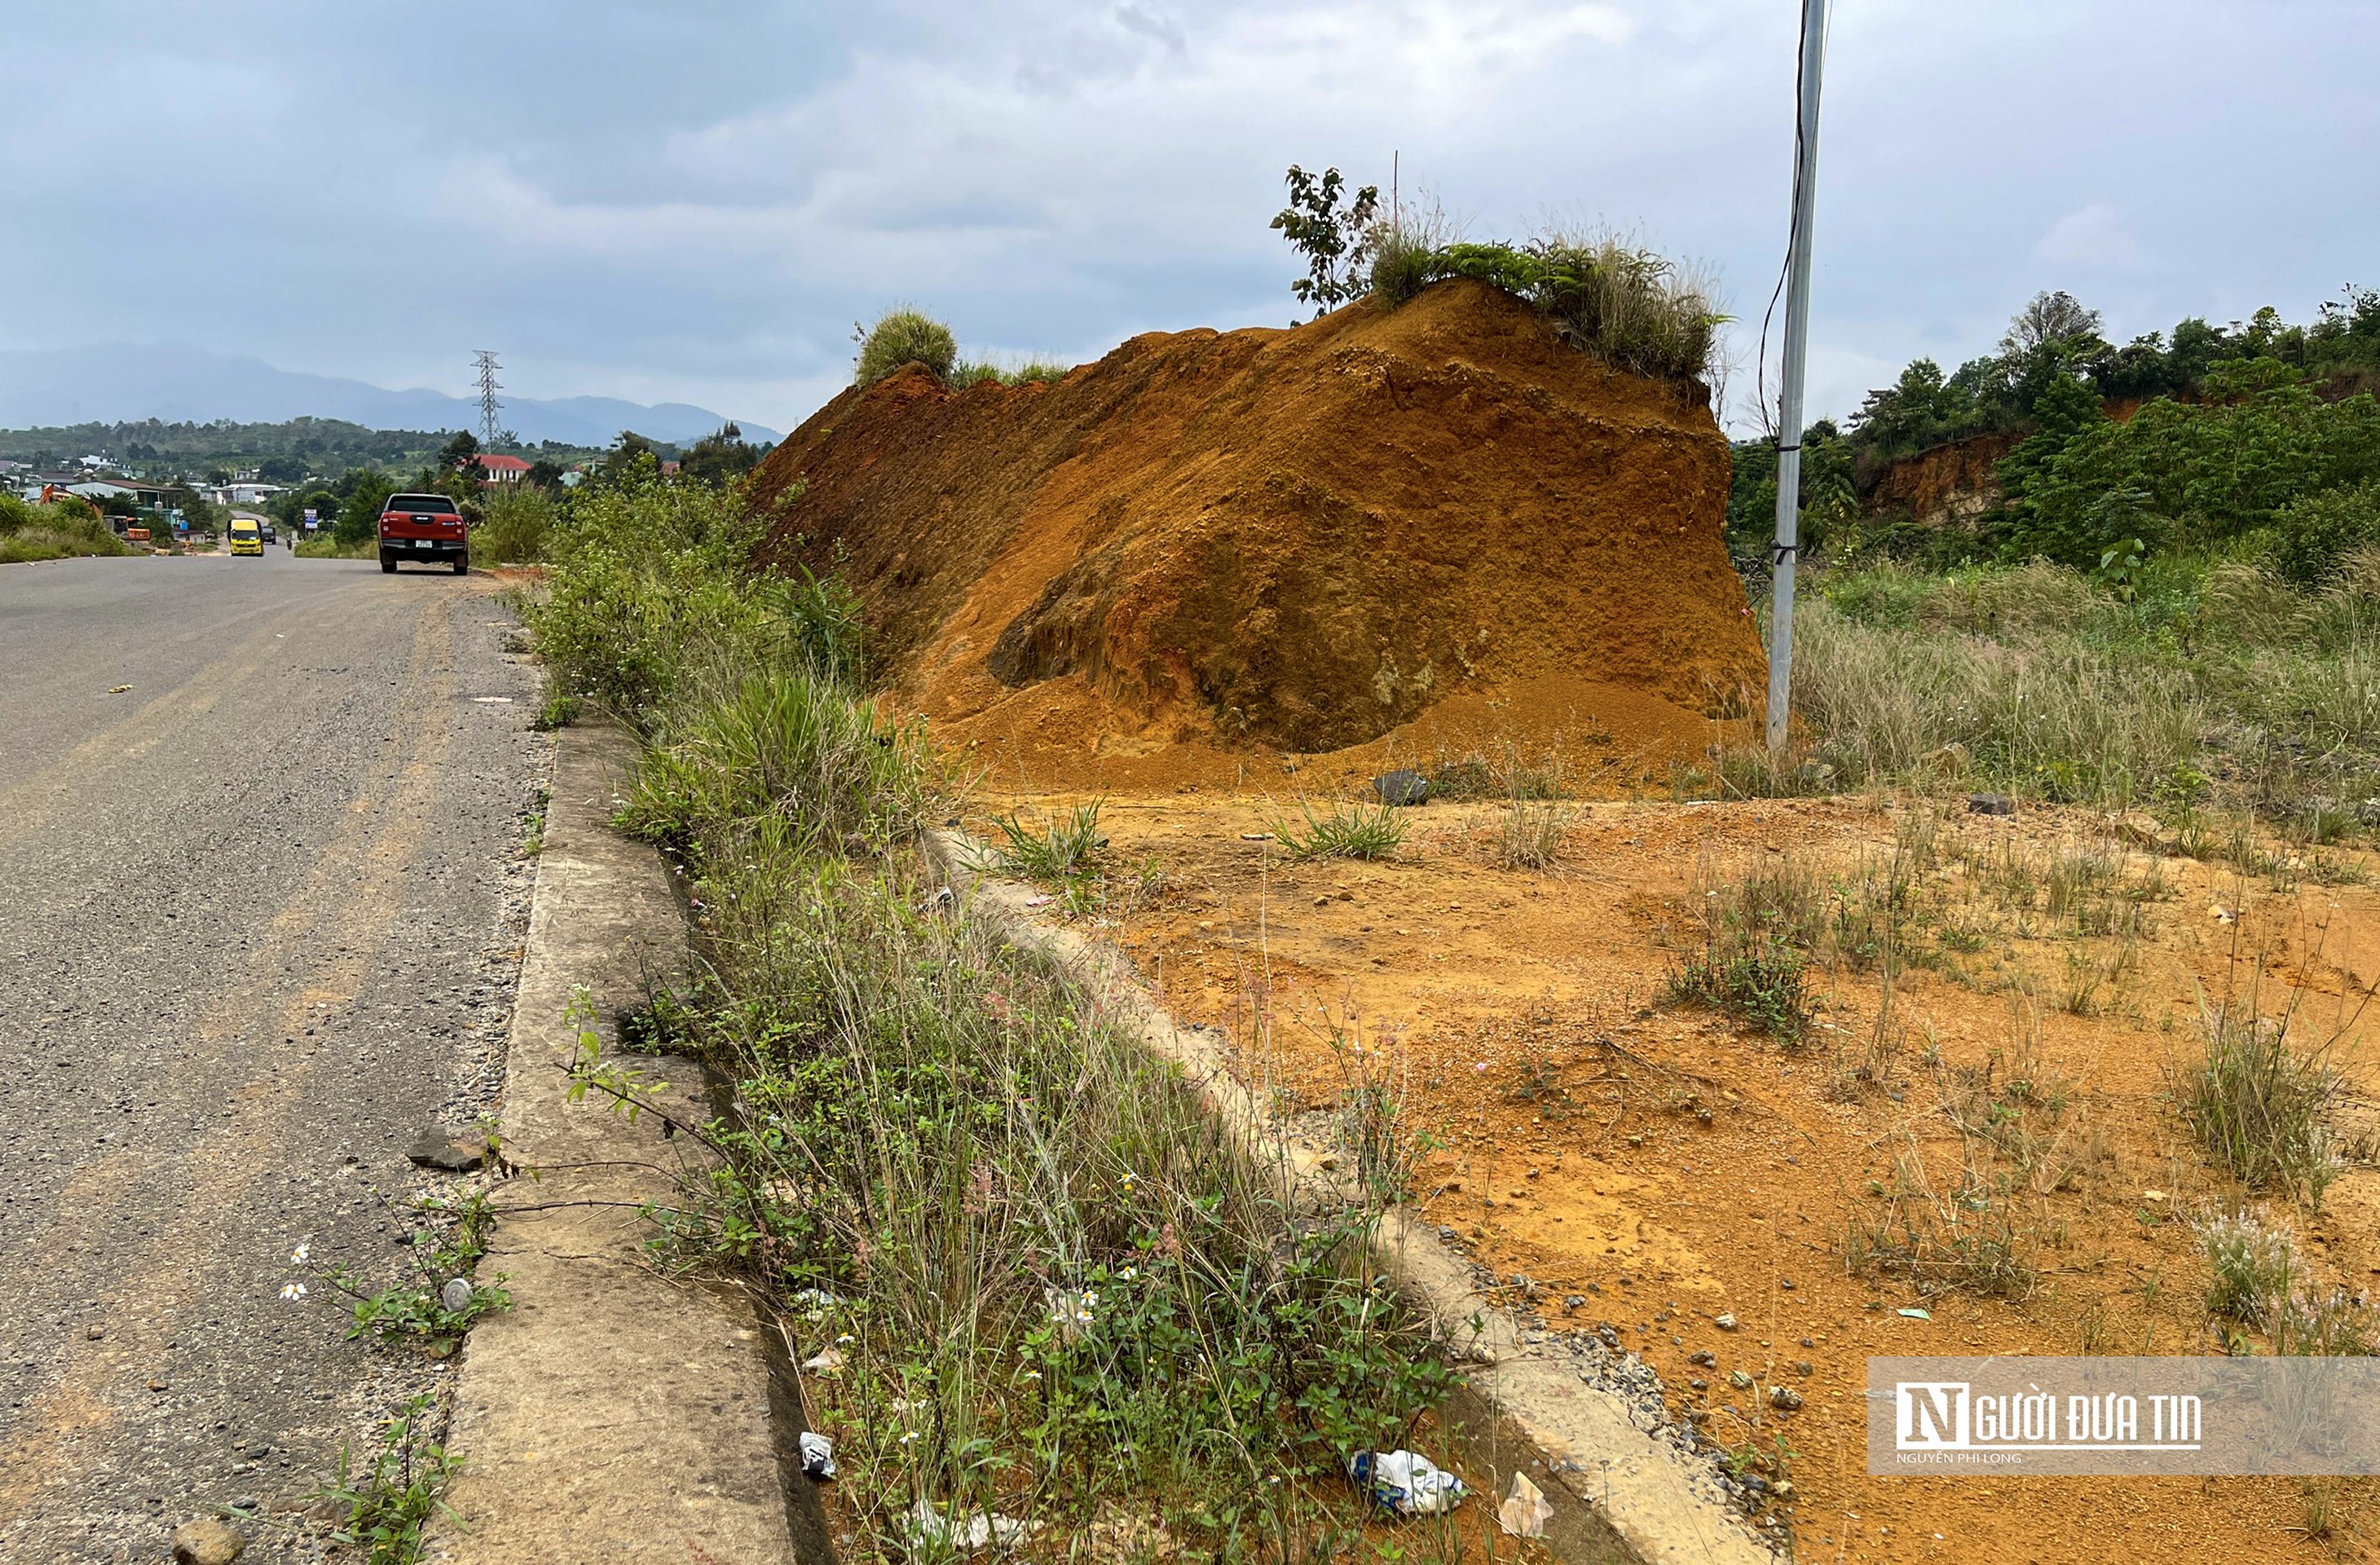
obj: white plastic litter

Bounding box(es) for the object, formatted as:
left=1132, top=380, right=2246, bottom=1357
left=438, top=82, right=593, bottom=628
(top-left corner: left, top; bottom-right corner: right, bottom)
left=1497, top=1471, right=1553, bottom=1538
left=801, top=1346, right=844, bottom=1375
left=799, top=1431, right=836, bottom=1480
left=905, top=1497, right=1033, bottom=1551
left=789, top=1287, right=844, bottom=1316
left=1350, top=1450, right=1468, bottom=1517
left=439, top=1277, right=473, bottom=1313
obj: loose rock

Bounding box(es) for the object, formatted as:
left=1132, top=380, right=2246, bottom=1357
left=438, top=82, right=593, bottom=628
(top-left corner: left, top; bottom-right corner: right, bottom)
left=1966, top=791, right=2016, bottom=817
left=1373, top=770, right=1430, bottom=808
left=172, top=1519, right=245, bottom=1565
left=406, top=1126, right=484, bottom=1172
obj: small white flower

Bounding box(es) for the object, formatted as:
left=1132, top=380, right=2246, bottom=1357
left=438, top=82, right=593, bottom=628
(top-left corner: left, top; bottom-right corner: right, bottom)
left=898, top=1431, right=919, bottom=1445
left=289, top=1242, right=310, bottom=1265
left=1022, top=1369, right=1042, bottom=1381
left=835, top=1333, right=854, bottom=1345
left=1119, top=1266, right=1137, bottom=1281
left=279, top=1283, right=308, bottom=1302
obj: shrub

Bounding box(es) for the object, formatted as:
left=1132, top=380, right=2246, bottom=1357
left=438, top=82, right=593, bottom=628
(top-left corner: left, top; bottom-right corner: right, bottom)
left=854, top=308, right=958, bottom=387
left=1368, top=230, right=1725, bottom=386
left=2271, top=479, right=2380, bottom=586
left=474, top=482, right=555, bottom=565
left=0, top=497, right=135, bottom=564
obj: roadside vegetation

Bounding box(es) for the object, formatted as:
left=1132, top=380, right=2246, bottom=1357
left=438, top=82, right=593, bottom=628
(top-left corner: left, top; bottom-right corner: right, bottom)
left=1269, top=162, right=1726, bottom=388
left=853, top=308, right=1073, bottom=391
left=520, top=470, right=1472, bottom=1560
left=0, top=492, right=135, bottom=563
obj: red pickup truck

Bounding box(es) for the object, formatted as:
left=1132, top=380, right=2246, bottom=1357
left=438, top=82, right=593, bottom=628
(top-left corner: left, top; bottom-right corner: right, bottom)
left=377, top=493, right=469, bottom=575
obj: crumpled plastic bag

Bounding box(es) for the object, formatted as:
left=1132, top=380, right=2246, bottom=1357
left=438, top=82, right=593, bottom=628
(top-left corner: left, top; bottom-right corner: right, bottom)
left=1349, top=1450, right=1468, bottom=1516
left=1498, top=1471, right=1554, bottom=1537
left=906, top=1497, right=1034, bottom=1552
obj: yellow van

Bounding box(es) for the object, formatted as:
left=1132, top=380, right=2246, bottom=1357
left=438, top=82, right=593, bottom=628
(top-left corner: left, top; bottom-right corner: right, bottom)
left=229, top=518, right=262, bottom=557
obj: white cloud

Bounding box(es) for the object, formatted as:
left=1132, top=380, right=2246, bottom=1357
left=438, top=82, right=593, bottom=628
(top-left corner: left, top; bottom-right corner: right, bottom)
left=2033, top=202, right=2146, bottom=269
left=0, top=1, right=2371, bottom=433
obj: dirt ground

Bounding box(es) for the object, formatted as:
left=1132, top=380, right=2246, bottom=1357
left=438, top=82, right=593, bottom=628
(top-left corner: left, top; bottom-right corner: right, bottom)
left=968, top=778, right=2380, bottom=1565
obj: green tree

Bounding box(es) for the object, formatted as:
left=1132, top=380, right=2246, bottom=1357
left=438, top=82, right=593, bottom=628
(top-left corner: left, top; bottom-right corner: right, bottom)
left=337, top=470, right=394, bottom=548
left=677, top=422, right=765, bottom=487
left=1270, top=165, right=1378, bottom=317
left=1994, top=373, right=2109, bottom=563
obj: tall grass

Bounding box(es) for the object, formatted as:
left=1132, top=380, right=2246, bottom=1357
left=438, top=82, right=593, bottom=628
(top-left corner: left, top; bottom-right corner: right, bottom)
left=1368, top=226, right=1725, bottom=387
left=530, top=478, right=1458, bottom=1558
left=1736, top=556, right=2380, bottom=820
left=2177, top=992, right=2343, bottom=1208
left=855, top=307, right=958, bottom=387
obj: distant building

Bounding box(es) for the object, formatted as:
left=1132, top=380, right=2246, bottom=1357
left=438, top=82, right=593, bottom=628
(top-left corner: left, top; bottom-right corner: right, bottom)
left=68, top=477, right=168, bottom=507
left=474, top=452, right=532, bottom=485
left=207, top=481, right=281, bottom=506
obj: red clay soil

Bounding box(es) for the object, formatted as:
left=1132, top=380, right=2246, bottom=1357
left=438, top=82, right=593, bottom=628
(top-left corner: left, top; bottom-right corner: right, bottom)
left=747, top=280, right=1764, bottom=790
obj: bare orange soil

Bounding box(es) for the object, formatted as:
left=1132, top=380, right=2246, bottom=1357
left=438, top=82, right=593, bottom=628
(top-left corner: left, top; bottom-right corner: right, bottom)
left=976, top=783, right=2380, bottom=1565
left=749, top=280, right=1763, bottom=783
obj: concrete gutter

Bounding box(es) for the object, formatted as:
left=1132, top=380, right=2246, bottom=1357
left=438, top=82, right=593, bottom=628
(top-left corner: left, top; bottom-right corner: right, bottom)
left=431, top=725, right=829, bottom=1564
left=928, top=832, right=1770, bottom=1565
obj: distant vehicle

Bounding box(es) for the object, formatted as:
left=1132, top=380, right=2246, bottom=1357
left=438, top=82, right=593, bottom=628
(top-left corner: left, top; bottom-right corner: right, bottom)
left=228, top=518, right=263, bottom=557
left=260, top=522, right=276, bottom=544
left=377, top=493, right=468, bottom=575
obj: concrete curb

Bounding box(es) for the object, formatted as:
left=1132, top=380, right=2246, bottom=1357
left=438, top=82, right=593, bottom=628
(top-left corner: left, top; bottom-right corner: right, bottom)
left=431, top=725, right=826, bottom=1564
left=926, top=831, right=1770, bottom=1565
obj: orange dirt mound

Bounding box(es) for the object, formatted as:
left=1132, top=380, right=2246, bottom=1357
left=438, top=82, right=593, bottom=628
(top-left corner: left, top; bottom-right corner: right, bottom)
left=749, top=279, right=1764, bottom=787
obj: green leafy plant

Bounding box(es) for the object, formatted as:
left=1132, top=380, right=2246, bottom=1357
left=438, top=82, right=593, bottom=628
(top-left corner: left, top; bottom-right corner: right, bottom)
left=324, top=1191, right=511, bottom=1348
left=1270, top=165, right=1379, bottom=315
left=312, top=1395, right=461, bottom=1565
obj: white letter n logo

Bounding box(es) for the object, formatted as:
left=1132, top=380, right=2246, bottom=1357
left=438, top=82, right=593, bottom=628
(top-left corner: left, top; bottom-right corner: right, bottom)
left=1897, top=1382, right=1969, bottom=1448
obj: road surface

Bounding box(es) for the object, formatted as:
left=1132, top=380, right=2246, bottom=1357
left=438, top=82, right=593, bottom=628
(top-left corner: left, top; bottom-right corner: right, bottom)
left=0, top=549, right=546, bottom=1563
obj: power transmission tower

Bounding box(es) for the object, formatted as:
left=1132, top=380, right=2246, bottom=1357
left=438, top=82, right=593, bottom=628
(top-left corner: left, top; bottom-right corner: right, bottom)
left=471, top=350, right=504, bottom=450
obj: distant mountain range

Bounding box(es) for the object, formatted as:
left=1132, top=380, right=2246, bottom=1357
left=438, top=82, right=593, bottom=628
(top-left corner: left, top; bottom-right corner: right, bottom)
left=0, top=342, right=779, bottom=447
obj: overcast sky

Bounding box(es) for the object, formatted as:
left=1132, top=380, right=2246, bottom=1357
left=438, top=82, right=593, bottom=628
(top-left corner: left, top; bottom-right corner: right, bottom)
left=3, top=1, right=2373, bottom=434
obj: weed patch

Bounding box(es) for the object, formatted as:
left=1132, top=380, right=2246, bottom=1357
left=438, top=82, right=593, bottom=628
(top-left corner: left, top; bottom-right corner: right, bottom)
left=1271, top=799, right=1407, bottom=862
left=311, top=1395, right=461, bottom=1565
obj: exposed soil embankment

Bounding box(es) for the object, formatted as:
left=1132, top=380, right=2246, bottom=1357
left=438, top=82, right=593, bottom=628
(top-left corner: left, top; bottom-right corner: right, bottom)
left=1860, top=429, right=2020, bottom=527
left=749, top=280, right=1763, bottom=786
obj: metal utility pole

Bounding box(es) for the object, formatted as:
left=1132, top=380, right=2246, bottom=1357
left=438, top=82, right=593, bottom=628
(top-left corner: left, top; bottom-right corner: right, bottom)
left=1766, top=0, right=1828, bottom=753
left=472, top=350, right=504, bottom=450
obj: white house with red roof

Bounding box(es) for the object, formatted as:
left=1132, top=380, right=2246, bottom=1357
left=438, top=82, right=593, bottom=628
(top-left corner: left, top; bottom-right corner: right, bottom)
left=474, top=452, right=532, bottom=485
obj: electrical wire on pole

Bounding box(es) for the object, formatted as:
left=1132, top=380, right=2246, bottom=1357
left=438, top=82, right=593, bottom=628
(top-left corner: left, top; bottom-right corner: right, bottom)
left=472, top=350, right=504, bottom=451
left=1766, top=0, right=1829, bottom=753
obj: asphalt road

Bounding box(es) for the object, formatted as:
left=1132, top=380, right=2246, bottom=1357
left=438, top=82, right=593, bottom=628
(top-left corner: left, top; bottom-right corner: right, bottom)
left=0, top=549, right=547, bottom=1563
